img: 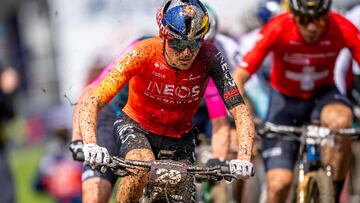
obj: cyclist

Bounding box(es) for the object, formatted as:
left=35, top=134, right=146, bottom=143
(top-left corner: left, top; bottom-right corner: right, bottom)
left=232, top=0, right=360, bottom=202
left=70, top=37, right=151, bottom=203
left=333, top=3, right=360, bottom=202
left=78, top=0, right=255, bottom=202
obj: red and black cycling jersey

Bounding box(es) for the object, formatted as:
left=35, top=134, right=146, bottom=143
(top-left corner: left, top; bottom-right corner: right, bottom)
left=94, top=37, right=243, bottom=137
left=239, top=12, right=360, bottom=99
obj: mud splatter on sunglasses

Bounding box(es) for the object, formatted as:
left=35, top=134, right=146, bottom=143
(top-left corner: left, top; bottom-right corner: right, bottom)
left=167, top=38, right=203, bottom=52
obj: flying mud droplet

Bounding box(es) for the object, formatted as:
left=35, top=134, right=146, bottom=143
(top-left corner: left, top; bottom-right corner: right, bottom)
left=41, top=87, right=47, bottom=93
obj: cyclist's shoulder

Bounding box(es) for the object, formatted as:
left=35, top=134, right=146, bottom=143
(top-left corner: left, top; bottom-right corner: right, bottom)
left=327, top=11, right=359, bottom=38
left=256, top=13, right=291, bottom=43
left=122, top=37, right=163, bottom=65
left=130, top=37, right=162, bottom=54
left=137, top=36, right=161, bottom=45
left=328, top=11, right=358, bottom=29
left=198, top=40, right=219, bottom=57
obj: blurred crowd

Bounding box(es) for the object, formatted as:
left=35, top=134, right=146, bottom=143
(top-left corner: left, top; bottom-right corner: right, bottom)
left=0, top=0, right=359, bottom=203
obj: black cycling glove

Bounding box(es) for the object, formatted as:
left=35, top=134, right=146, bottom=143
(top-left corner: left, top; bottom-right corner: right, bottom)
left=206, top=158, right=229, bottom=168
left=69, top=140, right=84, bottom=161
left=205, top=158, right=231, bottom=182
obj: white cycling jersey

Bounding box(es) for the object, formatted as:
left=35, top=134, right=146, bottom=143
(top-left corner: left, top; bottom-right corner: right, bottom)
left=334, top=5, right=360, bottom=94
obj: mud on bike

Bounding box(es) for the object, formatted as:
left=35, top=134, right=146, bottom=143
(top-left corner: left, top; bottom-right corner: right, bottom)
left=257, top=122, right=360, bottom=203
left=76, top=148, right=254, bottom=203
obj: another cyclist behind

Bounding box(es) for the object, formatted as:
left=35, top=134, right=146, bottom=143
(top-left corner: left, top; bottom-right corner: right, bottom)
left=333, top=3, right=360, bottom=202
left=78, top=0, right=255, bottom=202
left=232, top=0, right=360, bottom=202
left=70, top=37, right=150, bottom=203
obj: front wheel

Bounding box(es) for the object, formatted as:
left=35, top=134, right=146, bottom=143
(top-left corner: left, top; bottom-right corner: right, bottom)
left=306, top=169, right=335, bottom=203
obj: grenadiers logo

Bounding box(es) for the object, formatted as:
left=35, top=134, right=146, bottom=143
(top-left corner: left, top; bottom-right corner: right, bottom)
left=115, top=50, right=137, bottom=73
left=216, top=52, right=236, bottom=87
left=145, top=81, right=201, bottom=104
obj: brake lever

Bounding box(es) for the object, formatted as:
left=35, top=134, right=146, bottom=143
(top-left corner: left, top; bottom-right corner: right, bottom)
left=113, top=168, right=133, bottom=177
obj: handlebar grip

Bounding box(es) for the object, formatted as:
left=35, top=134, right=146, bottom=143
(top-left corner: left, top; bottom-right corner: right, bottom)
left=251, top=167, right=255, bottom=177
left=75, top=151, right=85, bottom=162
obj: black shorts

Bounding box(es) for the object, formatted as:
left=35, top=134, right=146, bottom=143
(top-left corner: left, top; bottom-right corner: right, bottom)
left=262, top=86, right=352, bottom=171
left=113, top=113, right=197, bottom=163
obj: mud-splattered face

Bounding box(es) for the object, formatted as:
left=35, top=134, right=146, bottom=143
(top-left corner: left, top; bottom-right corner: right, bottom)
left=164, top=38, right=201, bottom=70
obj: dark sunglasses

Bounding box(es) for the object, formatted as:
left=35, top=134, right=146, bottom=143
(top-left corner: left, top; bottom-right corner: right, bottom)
left=167, top=38, right=203, bottom=52
left=295, top=15, right=326, bottom=27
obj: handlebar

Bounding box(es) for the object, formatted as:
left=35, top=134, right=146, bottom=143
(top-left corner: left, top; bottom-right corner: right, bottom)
left=74, top=152, right=253, bottom=181
left=105, top=156, right=251, bottom=182
left=257, top=122, right=360, bottom=140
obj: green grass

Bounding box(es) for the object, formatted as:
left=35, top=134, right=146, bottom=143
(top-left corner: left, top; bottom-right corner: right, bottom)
left=9, top=144, right=54, bottom=203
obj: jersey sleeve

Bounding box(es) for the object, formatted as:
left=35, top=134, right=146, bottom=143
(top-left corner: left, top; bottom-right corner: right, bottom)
left=205, top=44, right=245, bottom=109
left=238, top=20, right=279, bottom=74
left=94, top=43, right=147, bottom=104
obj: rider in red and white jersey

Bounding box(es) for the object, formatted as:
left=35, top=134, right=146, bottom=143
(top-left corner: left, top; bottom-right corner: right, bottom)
left=238, top=10, right=360, bottom=99
left=78, top=1, right=255, bottom=202
left=233, top=0, right=360, bottom=202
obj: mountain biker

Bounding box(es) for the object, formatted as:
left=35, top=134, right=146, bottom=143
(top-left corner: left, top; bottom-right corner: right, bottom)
left=70, top=37, right=150, bottom=203
left=77, top=1, right=255, bottom=203
left=333, top=4, right=360, bottom=202
left=232, top=0, right=360, bottom=202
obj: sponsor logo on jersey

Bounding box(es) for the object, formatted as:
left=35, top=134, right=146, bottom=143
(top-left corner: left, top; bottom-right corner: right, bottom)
left=216, top=52, right=236, bottom=87
left=285, top=66, right=329, bottom=91
left=145, top=81, right=201, bottom=104
left=182, top=74, right=201, bottom=81
left=289, top=40, right=302, bottom=45
left=319, top=40, right=331, bottom=46
left=283, top=52, right=337, bottom=65
left=152, top=71, right=166, bottom=79
left=115, top=50, right=137, bottom=73
left=154, top=62, right=168, bottom=70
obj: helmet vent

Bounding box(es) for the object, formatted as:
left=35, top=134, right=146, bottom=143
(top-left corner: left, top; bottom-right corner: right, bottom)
left=196, top=26, right=206, bottom=37
left=163, top=1, right=171, bottom=13
left=185, top=17, right=192, bottom=35
left=168, top=25, right=182, bottom=36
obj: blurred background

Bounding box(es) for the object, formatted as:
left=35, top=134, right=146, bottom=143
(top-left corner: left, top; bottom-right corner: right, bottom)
left=0, top=0, right=358, bottom=203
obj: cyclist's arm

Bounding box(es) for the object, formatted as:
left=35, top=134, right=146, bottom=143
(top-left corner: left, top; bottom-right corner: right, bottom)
left=341, top=17, right=360, bottom=66
left=211, top=117, right=231, bottom=159
left=233, top=22, right=278, bottom=94
left=207, top=49, right=255, bottom=161
left=79, top=48, right=145, bottom=144
left=72, top=54, right=120, bottom=141
left=71, top=85, right=96, bottom=142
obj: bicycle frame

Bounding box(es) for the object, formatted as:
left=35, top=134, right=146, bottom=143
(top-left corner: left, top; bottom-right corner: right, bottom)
left=291, top=126, right=334, bottom=203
